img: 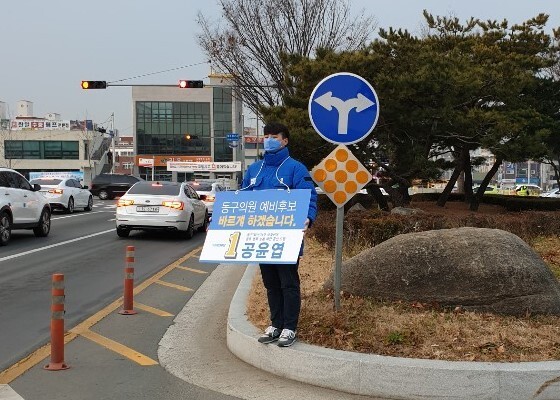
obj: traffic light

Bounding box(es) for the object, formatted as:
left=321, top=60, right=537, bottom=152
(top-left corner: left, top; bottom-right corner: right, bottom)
left=81, top=81, right=107, bottom=89
left=185, top=134, right=200, bottom=140
left=179, top=80, right=204, bottom=89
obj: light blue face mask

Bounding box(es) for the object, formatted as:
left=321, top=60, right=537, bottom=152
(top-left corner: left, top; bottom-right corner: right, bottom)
left=264, top=137, right=282, bottom=152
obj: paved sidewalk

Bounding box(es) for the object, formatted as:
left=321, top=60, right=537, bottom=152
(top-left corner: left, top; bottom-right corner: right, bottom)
left=159, top=264, right=374, bottom=400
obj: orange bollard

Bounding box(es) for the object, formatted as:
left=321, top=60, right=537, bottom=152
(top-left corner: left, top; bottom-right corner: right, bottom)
left=119, top=245, right=137, bottom=315
left=44, top=273, right=69, bottom=371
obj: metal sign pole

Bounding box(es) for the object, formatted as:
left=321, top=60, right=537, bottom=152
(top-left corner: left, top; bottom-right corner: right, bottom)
left=334, top=206, right=344, bottom=310
left=307, top=72, right=380, bottom=312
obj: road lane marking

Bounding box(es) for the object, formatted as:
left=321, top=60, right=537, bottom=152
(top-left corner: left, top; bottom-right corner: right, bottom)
left=134, top=303, right=174, bottom=317
left=155, top=280, right=193, bottom=292
left=0, top=331, right=79, bottom=384
left=0, top=246, right=202, bottom=382
left=52, top=211, right=106, bottom=220
left=80, top=330, right=158, bottom=366
left=176, top=266, right=208, bottom=274
left=0, top=229, right=114, bottom=263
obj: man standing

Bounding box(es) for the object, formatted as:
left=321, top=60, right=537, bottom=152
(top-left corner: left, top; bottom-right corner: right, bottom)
left=241, top=122, right=317, bottom=347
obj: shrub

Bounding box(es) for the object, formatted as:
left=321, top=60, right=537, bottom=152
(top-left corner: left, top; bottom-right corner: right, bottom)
left=309, top=207, right=560, bottom=249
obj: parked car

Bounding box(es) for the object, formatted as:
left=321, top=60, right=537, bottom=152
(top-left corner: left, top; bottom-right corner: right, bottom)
left=186, top=181, right=226, bottom=215
left=316, top=186, right=389, bottom=196
left=540, top=189, right=560, bottom=198
left=0, top=168, right=51, bottom=246
left=90, top=173, right=143, bottom=200
left=472, top=185, right=499, bottom=194
left=29, top=177, right=93, bottom=213
left=115, top=181, right=209, bottom=238
left=514, top=184, right=542, bottom=195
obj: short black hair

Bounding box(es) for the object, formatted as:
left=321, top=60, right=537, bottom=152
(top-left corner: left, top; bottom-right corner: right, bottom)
left=263, top=122, right=290, bottom=140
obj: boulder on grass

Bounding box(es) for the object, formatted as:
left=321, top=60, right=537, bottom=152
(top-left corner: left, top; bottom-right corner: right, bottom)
left=324, top=227, right=560, bottom=315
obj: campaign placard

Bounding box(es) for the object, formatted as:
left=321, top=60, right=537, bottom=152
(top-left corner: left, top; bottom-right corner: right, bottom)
left=200, top=189, right=311, bottom=264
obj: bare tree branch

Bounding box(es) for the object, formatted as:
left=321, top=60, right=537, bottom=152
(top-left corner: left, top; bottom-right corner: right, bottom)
left=197, top=0, right=376, bottom=114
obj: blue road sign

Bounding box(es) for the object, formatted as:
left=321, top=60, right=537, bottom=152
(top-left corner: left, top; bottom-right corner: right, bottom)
left=308, top=72, right=380, bottom=145
left=226, top=133, right=240, bottom=142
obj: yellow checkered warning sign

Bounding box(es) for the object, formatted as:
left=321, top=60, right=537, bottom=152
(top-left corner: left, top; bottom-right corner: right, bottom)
left=311, top=144, right=372, bottom=207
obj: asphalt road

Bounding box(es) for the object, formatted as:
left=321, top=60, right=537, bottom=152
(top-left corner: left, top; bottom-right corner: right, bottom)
left=0, top=200, right=206, bottom=371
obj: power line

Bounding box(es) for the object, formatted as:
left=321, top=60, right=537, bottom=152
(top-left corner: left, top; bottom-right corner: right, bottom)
left=108, top=61, right=209, bottom=84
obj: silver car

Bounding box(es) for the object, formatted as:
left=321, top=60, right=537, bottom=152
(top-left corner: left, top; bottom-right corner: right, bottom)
left=115, top=181, right=209, bottom=238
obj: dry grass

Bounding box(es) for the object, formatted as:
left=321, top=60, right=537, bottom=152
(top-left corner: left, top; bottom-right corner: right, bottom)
left=247, top=202, right=560, bottom=362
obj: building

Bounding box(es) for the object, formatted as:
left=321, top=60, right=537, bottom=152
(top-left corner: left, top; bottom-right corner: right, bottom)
left=242, top=125, right=263, bottom=166
left=113, top=136, right=134, bottom=174
left=132, top=73, right=244, bottom=183
left=0, top=100, right=110, bottom=185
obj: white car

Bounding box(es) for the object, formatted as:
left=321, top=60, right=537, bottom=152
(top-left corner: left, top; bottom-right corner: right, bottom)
left=514, top=184, right=542, bottom=194
left=116, top=181, right=209, bottom=238
left=30, top=177, right=94, bottom=213
left=316, top=186, right=389, bottom=196
left=0, top=168, right=52, bottom=246
left=540, top=189, right=560, bottom=198
left=187, top=181, right=226, bottom=215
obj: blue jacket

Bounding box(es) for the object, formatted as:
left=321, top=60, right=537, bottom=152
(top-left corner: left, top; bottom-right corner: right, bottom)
left=241, top=147, right=318, bottom=225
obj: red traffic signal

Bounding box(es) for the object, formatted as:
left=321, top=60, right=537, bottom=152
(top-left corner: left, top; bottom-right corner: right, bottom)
left=81, top=81, right=107, bottom=89
left=179, top=80, right=204, bottom=89
left=185, top=134, right=200, bottom=140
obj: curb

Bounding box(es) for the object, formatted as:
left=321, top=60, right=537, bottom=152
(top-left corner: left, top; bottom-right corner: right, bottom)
left=227, top=264, right=560, bottom=400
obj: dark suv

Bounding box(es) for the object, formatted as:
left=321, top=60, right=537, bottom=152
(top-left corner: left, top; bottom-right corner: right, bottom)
left=90, top=174, right=142, bottom=200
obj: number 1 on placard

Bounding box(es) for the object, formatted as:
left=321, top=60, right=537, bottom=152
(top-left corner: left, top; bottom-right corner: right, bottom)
left=224, top=232, right=241, bottom=259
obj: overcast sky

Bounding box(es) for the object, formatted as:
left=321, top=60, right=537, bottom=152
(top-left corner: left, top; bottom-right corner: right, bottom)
left=1, top=1, right=558, bottom=135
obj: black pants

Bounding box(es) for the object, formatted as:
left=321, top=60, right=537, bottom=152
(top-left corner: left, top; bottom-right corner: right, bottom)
left=259, top=261, right=301, bottom=331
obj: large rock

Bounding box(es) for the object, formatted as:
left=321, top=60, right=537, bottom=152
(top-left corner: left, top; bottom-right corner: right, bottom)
left=325, top=227, right=560, bottom=315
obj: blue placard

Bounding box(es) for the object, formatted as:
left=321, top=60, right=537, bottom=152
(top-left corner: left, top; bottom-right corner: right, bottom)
left=308, top=72, right=380, bottom=145
left=200, top=189, right=311, bottom=264
left=209, top=189, right=310, bottom=230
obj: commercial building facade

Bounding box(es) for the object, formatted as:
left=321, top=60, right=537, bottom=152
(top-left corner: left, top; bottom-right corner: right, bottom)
left=0, top=100, right=109, bottom=185
left=132, top=74, right=244, bottom=183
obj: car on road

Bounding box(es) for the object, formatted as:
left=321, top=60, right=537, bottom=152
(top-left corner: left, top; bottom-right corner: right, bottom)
left=0, top=168, right=51, bottom=246
left=186, top=181, right=227, bottom=215
left=540, top=189, right=560, bottom=198
left=115, top=181, right=209, bottom=238
left=514, top=184, right=542, bottom=195
left=316, top=186, right=389, bottom=196
left=90, top=173, right=143, bottom=200
left=472, top=185, right=499, bottom=195
left=29, top=177, right=93, bottom=213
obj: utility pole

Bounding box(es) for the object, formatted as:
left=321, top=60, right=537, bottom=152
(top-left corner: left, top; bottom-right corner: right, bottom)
left=111, top=113, right=115, bottom=173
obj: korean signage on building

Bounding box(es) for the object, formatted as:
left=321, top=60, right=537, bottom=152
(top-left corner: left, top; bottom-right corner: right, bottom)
left=167, top=161, right=242, bottom=172
left=9, top=119, right=93, bottom=131
left=244, top=136, right=264, bottom=144
left=29, top=171, right=84, bottom=181
left=200, top=189, right=311, bottom=264
left=134, top=155, right=212, bottom=167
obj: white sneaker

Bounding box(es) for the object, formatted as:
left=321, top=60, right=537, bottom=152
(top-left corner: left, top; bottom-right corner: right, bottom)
left=277, top=329, right=297, bottom=347
left=258, top=326, right=281, bottom=344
